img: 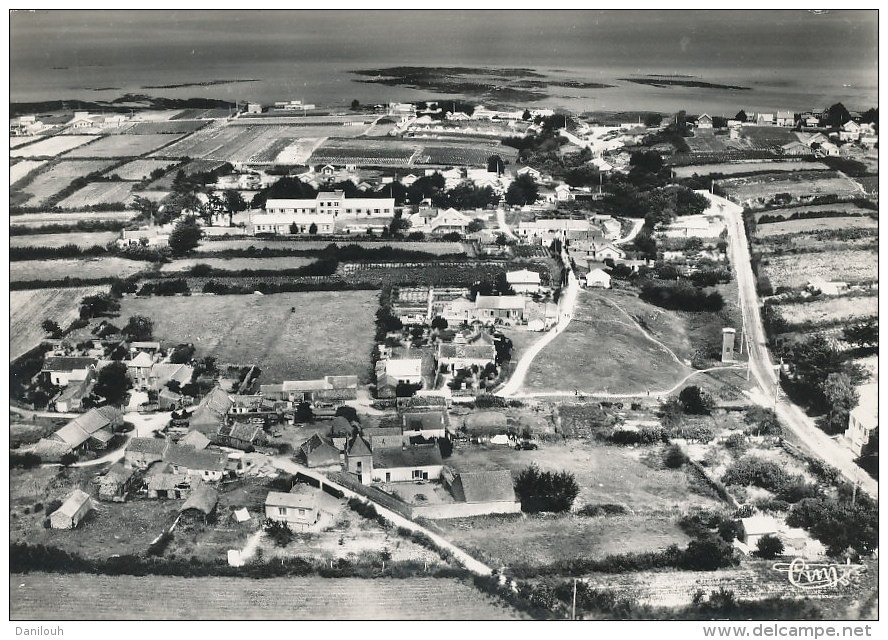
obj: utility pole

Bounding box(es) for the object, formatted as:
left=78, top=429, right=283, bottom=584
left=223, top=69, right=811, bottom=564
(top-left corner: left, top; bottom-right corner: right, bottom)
left=572, top=577, right=577, bottom=620
left=852, top=481, right=860, bottom=506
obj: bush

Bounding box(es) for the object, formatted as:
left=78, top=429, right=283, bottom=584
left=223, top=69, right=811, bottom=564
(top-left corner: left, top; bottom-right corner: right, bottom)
left=577, top=504, right=629, bottom=517
left=610, top=426, right=667, bottom=445
left=639, top=280, right=724, bottom=312
left=663, top=444, right=688, bottom=468
left=10, top=452, right=42, bottom=469
left=755, top=534, right=784, bottom=559
left=682, top=535, right=737, bottom=571
left=60, top=452, right=78, bottom=467
left=678, top=385, right=714, bottom=415
left=514, top=464, right=580, bottom=513
left=263, top=519, right=295, bottom=547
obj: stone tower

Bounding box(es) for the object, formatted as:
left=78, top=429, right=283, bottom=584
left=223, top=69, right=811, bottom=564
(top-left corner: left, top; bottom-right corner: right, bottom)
left=721, top=328, right=736, bottom=363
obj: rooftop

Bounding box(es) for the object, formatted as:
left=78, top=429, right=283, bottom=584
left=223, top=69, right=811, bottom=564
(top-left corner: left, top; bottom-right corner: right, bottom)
left=372, top=444, right=443, bottom=469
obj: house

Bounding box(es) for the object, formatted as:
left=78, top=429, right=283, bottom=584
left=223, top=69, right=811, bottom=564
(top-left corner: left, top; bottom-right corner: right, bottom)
left=818, top=141, right=840, bottom=156
left=584, top=268, right=611, bottom=289
left=845, top=383, right=877, bottom=457
left=590, top=243, right=625, bottom=261
left=371, top=444, right=444, bottom=483
left=756, top=113, right=775, bottom=125
left=506, top=269, right=542, bottom=294
left=426, top=208, right=471, bottom=236
left=126, top=351, right=156, bottom=389
left=164, top=443, right=228, bottom=482
left=145, top=466, right=191, bottom=499
left=402, top=411, right=449, bottom=439
left=125, top=437, right=171, bottom=468
left=49, top=489, right=93, bottom=529
left=696, top=114, right=713, bottom=129
left=554, top=184, right=574, bottom=202
left=259, top=375, right=358, bottom=405
left=298, top=433, right=341, bottom=467
left=178, top=484, right=218, bottom=525
left=345, top=435, right=374, bottom=484
left=436, top=334, right=497, bottom=373
left=265, top=485, right=322, bottom=530
left=41, top=356, right=97, bottom=387
left=98, top=463, right=136, bottom=502
left=188, top=387, right=233, bottom=435
left=444, top=468, right=518, bottom=506
left=740, top=514, right=782, bottom=549
left=40, top=406, right=123, bottom=454
left=515, top=218, right=591, bottom=244
left=214, top=422, right=266, bottom=451
left=145, top=363, right=193, bottom=391
left=180, top=430, right=210, bottom=450
left=362, top=427, right=405, bottom=450
left=246, top=102, right=262, bottom=114
left=53, top=371, right=95, bottom=412
left=516, top=166, right=542, bottom=181
left=775, top=111, right=795, bottom=127
left=781, top=141, right=811, bottom=156
left=248, top=191, right=396, bottom=235
left=474, top=295, right=525, bottom=324
left=376, top=354, right=424, bottom=388
left=439, top=296, right=477, bottom=325
left=840, top=120, right=862, bottom=142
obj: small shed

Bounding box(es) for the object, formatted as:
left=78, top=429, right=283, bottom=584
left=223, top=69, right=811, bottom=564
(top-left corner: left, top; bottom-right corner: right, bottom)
left=298, top=433, right=341, bottom=467
left=178, top=484, right=219, bottom=525
left=50, top=489, right=93, bottom=529
left=98, top=463, right=136, bottom=502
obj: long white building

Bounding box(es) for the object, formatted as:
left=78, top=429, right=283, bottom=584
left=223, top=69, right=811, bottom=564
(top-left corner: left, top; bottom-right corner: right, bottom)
left=248, top=191, right=396, bottom=235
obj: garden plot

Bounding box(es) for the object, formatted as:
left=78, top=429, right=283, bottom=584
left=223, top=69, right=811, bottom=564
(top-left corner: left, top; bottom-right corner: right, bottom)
left=10, top=135, right=98, bottom=158
left=9, top=210, right=136, bottom=227
left=63, top=134, right=183, bottom=158
left=107, top=159, right=178, bottom=181
left=673, top=160, right=826, bottom=178
left=417, top=143, right=517, bottom=166
left=11, top=257, right=148, bottom=283
left=57, top=182, right=135, bottom=208
left=195, top=238, right=466, bottom=255
left=159, top=257, right=318, bottom=272
left=15, top=160, right=120, bottom=206
left=774, top=294, right=877, bottom=328
left=310, top=138, right=421, bottom=166
left=147, top=159, right=226, bottom=189
left=756, top=215, right=877, bottom=237
left=10, top=232, right=118, bottom=249
left=10, top=159, right=47, bottom=184
left=272, top=137, right=325, bottom=164
left=9, top=286, right=110, bottom=361
left=740, top=126, right=803, bottom=147
left=720, top=171, right=862, bottom=206
left=124, top=120, right=208, bottom=135
left=760, top=249, right=877, bottom=288
left=684, top=134, right=730, bottom=153
left=753, top=202, right=874, bottom=221
left=10, top=135, right=42, bottom=148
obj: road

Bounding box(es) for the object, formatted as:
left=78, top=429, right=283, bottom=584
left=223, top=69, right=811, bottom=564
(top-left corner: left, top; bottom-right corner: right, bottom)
left=699, top=190, right=877, bottom=498
left=495, top=206, right=518, bottom=240
left=613, top=218, right=645, bottom=246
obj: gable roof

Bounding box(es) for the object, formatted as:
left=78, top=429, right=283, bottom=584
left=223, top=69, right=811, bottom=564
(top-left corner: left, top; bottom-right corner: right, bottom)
left=147, top=472, right=189, bottom=491
left=403, top=411, right=447, bottom=431
left=372, top=444, right=443, bottom=469
left=180, top=430, right=210, bottom=450
left=301, top=433, right=338, bottom=455
left=218, top=422, right=263, bottom=443
left=346, top=435, right=373, bottom=457
left=331, top=416, right=354, bottom=436
left=506, top=269, right=541, bottom=284
left=53, top=489, right=92, bottom=518
left=266, top=484, right=319, bottom=511
left=164, top=443, right=228, bottom=472
left=450, top=468, right=516, bottom=503
left=53, top=406, right=122, bottom=448
left=101, top=462, right=134, bottom=486
left=180, top=484, right=218, bottom=515
left=475, top=295, right=526, bottom=311
left=437, top=342, right=495, bottom=361
left=128, top=352, right=154, bottom=368
left=127, top=437, right=170, bottom=455
left=42, top=356, right=97, bottom=372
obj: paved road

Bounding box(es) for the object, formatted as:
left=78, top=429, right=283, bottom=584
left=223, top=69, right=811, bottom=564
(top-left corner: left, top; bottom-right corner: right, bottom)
left=699, top=191, right=877, bottom=498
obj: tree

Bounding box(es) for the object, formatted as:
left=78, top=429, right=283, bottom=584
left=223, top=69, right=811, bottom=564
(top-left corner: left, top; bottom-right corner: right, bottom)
left=857, top=428, right=878, bottom=479
left=438, top=436, right=453, bottom=459
left=431, top=316, right=448, bottom=331
left=487, top=155, right=505, bottom=175
left=842, top=319, right=878, bottom=349
left=223, top=189, right=247, bottom=214
left=679, top=386, right=714, bottom=415
left=308, top=222, right=318, bottom=235
left=334, top=405, right=359, bottom=423
left=42, top=319, right=63, bottom=338
left=350, top=99, right=360, bottom=111
left=825, top=102, right=851, bottom=128
left=664, top=444, right=688, bottom=468
left=522, top=109, right=532, bottom=121
left=79, top=293, right=120, bottom=320
left=734, top=110, right=748, bottom=123
left=744, top=406, right=782, bottom=436
left=130, top=195, right=160, bottom=224
left=294, top=402, right=314, bottom=423
left=821, top=372, right=859, bottom=434
left=630, top=150, right=664, bottom=174
left=467, top=218, right=485, bottom=233
left=122, top=315, right=153, bottom=342
left=756, top=534, right=784, bottom=559
left=93, top=361, right=131, bottom=406
left=505, top=173, right=539, bottom=206
left=514, top=464, right=580, bottom=513
left=60, top=452, right=78, bottom=467
left=644, top=112, right=663, bottom=127
left=389, top=216, right=411, bottom=236
left=264, top=519, right=294, bottom=547
left=682, top=535, right=737, bottom=570
left=168, top=216, right=203, bottom=255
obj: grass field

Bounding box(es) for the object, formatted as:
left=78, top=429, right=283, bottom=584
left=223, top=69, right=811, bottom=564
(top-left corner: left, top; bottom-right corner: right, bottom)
left=159, top=257, right=318, bottom=272
left=673, top=160, right=826, bottom=178
left=739, top=126, right=802, bottom=147
left=108, top=159, right=178, bottom=181
left=523, top=289, right=690, bottom=394
left=9, top=210, right=136, bottom=227
left=10, top=574, right=524, bottom=620
left=760, top=249, right=877, bottom=288
left=9, top=135, right=98, bottom=158
left=755, top=215, right=877, bottom=237
left=9, top=286, right=110, bottom=360
left=15, top=160, right=121, bottom=206
left=10, top=159, right=47, bottom=184
left=10, top=257, right=148, bottom=283
left=753, top=202, right=874, bottom=221
left=720, top=171, right=862, bottom=205
left=63, top=133, right=183, bottom=158
left=117, top=291, right=378, bottom=383
left=124, top=119, right=208, bottom=135
left=684, top=134, right=730, bottom=153
left=773, top=294, right=877, bottom=327
left=10, top=135, right=42, bottom=148
left=10, top=232, right=119, bottom=249
left=57, top=182, right=135, bottom=208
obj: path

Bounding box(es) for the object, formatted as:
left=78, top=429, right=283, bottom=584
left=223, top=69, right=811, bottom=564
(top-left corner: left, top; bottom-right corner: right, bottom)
left=699, top=190, right=877, bottom=498
left=597, top=294, right=687, bottom=367
left=613, top=218, right=645, bottom=246
left=495, top=206, right=518, bottom=240
left=270, top=457, right=493, bottom=576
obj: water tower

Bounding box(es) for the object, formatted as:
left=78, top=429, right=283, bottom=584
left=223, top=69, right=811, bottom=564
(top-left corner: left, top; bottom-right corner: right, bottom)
left=721, top=328, right=736, bottom=363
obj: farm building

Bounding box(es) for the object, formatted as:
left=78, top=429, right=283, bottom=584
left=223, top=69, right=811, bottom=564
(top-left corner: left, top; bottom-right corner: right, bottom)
left=474, top=295, right=526, bottom=324
left=178, top=484, right=218, bottom=525
left=36, top=406, right=123, bottom=456
left=402, top=411, right=449, bottom=439
left=164, top=444, right=229, bottom=481
left=371, top=444, right=444, bottom=483
left=298, top=433, right=341, bottom=467
left=180, top=430, right=211, bottom=450
left=214, top=422, right=266, bottom=451
left=362, top=427, right=405, bottom=450
left=439, top=296, right=477, bottom=325
left=584, top=268, right=612, bottom=289
left=50, top=489, right=93, bottom=529
left=442, top=467, right=520, bottom=512
left=265, top=485, right=322, bottom=531
left=376, top=354, right=424, bottom=390
left=260, top=375, right=358, bottom=405
left=145, top=466, right=191, bottom=499
left=125, top=437, right=171, bottom=468
left=345, top=435, right=374, bottom=484
left=53, top=372, right=95, bottom=413
left=506, top=269, right=542, bottom=294
left=41, top=356, right=97, bottom=387
left=188, top=387, right=233, bottom=435
left=98, top=463, right=137, bottom=502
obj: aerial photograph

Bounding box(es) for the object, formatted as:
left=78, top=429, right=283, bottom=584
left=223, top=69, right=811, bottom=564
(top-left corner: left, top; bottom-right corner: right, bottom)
left=7, top=9, right=879, bottom=627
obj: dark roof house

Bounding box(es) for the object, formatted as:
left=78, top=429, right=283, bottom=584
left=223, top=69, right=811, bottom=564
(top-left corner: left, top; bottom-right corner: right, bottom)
left=447, top=468, right=517, bottom=503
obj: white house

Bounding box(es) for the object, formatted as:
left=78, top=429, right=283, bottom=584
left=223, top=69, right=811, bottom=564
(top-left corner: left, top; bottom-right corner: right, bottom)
left=845, top=383, right=877, bottom=456
left=50, top=489, right=93, bottom=529
left=756, top=113, right=775, bottom=125
left=840, top=120, right=862, bottom=142
left=402, top=411, right=449, bottom=439
left=474, top=295, right=526, bottom=325
left=370, top=444, right=444, bottom=483
left=696, top=114, right=713, bottom=129
left=775, top=111, right=795, bottom=127
left=506, top=269, right=542, bottom=294
left=818, top=141, right=840, bottom=157
left=376, top=356, right=423, bottom=389
left=41, top=356, right=97, bottom=387
left=265, top=486, right=321, bottom=531
left=426, top=208, right=471, bottom=235
left=584, top=268, right=611, bottom=289
left=249, top=191, right=395, bottom=235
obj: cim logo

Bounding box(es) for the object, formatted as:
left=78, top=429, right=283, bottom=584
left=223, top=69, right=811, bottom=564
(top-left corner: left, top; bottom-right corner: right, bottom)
left=772, top=558, right=866, bottom=590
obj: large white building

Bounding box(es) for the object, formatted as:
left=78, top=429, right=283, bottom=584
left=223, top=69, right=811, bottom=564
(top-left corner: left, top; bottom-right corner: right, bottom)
left=248, top=191, right=396, bottom=235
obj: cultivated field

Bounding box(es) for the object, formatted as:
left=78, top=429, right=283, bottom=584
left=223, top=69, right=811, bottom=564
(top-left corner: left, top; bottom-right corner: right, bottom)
left=523, top=290, right=690, bottom=394
left=57, top=182, right=135, bottom=208
left=311, top=138, right=420, bottom=166
left=10, top=159, right=47, bottom=184
left=739, top=126, right=802, bottom=147
left=9, top=210, right=136, bottom=227
left=10, top=231, right=118, bottom=249
left=196, top=238, right=467, bottom=255
left=117, top=291, right=378, bottom=383
left=684, top=134, right=730, bottom=153
left=124, top=119, right=208, bottom=135
left=10, top=257, right=148, bottom=283
left=773, top=294, right=877, bottom=328
left=108, top=159, right=178, bottom=181
left=759, top=250, right=877, bottom=288
left=673, top=160, right=826, bottom=178
left=9, top=135, right=97, bottom=158
left=756, top=215, right=878, bottom=237
left=719, top=171, right=862, bottom=206
left=63, top=133, right=183, bottom=158
left=9, top=286, right=110, bottom=361
left=14, top=160, right=120, bottom=206
left=272, top=137, right=326, bottom=164
left=147, top=159, right=226, bottom=189
left=753, top=202, right=874, bottom=221
left=159, top=257, right=318, bottom=272
left=10, top=135, right=41, bottom=148
left=10, top=574, right=524, bottom=620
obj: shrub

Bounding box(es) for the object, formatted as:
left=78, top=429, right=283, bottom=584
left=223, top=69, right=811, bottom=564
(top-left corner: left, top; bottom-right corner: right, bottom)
left=60, top=452, right=78, bottom=467
left=755, top=534, right=784, bottom=559
left=639, top=280, right=724, bottom=312
left=678, top=386, right=714, bottom=415
left=10, top=452, right=42, bottom=469
left=514, top=464, right=580, bottom=513
left=577, top=504, right=629, bottom=517
left=45, top=499, right=62, bottom=514
left=682, top=535, right=737, bottom=571
left=264, top=519, right=295, bottom=547
left=663, top=444, right=688, bottom=468
left=610, top=426, right=667, bottom=445
left=723, top=432, right=747, bottom=453
left=744, top=406, right=782, bottom=436
left=347, top=497, right=379, bottom=520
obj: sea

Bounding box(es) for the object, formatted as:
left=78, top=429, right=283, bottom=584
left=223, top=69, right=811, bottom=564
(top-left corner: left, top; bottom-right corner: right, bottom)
left=9, top=10, right=878, bottom=116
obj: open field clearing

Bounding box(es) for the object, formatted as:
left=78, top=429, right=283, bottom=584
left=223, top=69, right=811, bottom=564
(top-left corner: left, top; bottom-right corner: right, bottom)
left=160, top=256, right=318, bottom=272
left=107, top=159, right=178, bottom=180
left=11, top=257, right=149, bottom=283
left=272, top=137, right=325, bottom=164
left=673, top=160, right=826, bottom=178
left=15, top=160, right=122, bottom=206
left=10, top=286, right=110, bottom=361
left=63, top=133, right=183, bottom=158
left=719, top=171, right=862, bottom=205
left=684, top=134, right=729, bottom=153
left=57, top=182, right=135, bottom=208
left=755, top=215, right=877, bottom=237
left=10, top=574, right=523, bottom=620
left=147, top=158, right=226, bottom=189
left=760, top=249, right=877, bottom=288
left=196, top=238, right=466, bottom=254
left=739, top=126, right=802, bottom=147
left=118, top=290, right=377, bottom=383
left=10, top=135, right=42, bottom=148
left=124, top=119, right=208, bottom=135
left=523, top=290, right=690, bottom=394
left=10, top=135, right=97, bottom=158
left=774, top=294, right=877, bottom=328
left=9, top=210, right=136, bottom=227
left=10, top=159, right=47, bottom=184
left=753, top=202, right=874, bottom=221
left=10, top=231, right=118, bottom=249
left=311, top=138, right=420, bottom=165
left=417, top=142, right=517, bottom=166
left=228, top=119, right=372, bottom=138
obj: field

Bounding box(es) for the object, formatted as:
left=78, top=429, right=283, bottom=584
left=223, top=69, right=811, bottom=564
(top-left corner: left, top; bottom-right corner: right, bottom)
left=63, top=133, right=183, bottom=158
left=773, top=294, right=877, bottom=327
left=159, top=257, right=318, bottom=272
left=14, top=160, right=121, bottom=206
left=271, top=137, right=325, bottom=164
left=10, top=231, right=119, bottom=249
left=10, top=257, right=149, bottom=283
left=10, top=159, right=47, bottom=184
left=196, top=238, right=466, bottom=255
left=673, top=160, right=826, bottom=178
left=10, top=574, right=524, bottom=620
left=57, top=182, right=135, bottom=208
left=124, top=119, right=208, bottom=135
left=10, top=135, right=42, bottom=148
left=684, top=134, right=730, bottom=153
left=756, top=215, right=877, bottom=237
left=117, top=291, right=378, bottom=383
left=753, top=202, right=874, bottom=221
left=9, top=286, right=110, bottom=360
left=108, top=159, right=178, bottom=181
left=147, top=159, right=226, bottom=189
left=417, top=143, right=516, bottom=166
left=523, top=289, right=691, bottom=394
left=740, top=126, right=803, bottom=147
left=9, top=135, right=98, bottom=158
left=759, top=250, right=877, bottom=288
left=9, top=210, right=136, bottom=227
left=311, top=138, right=420, bottom=166
left=719, top=170, right=862, bottom=206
